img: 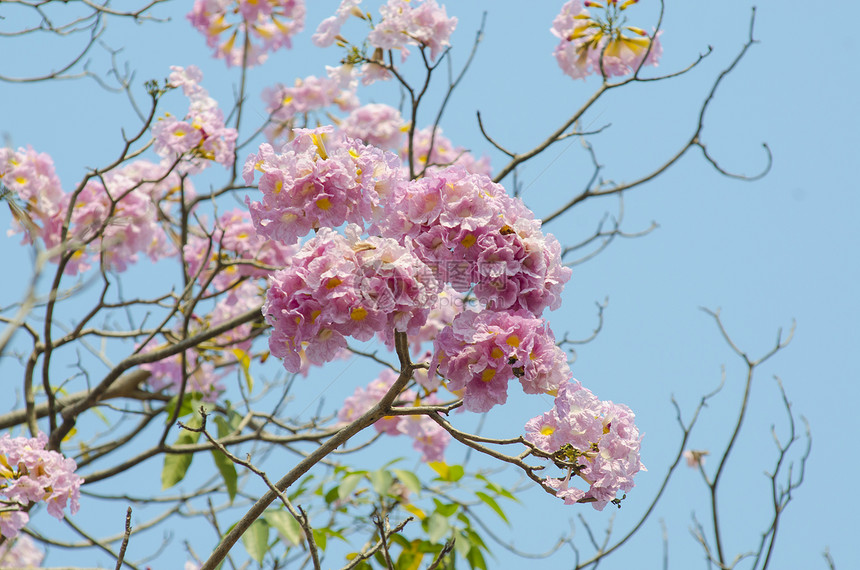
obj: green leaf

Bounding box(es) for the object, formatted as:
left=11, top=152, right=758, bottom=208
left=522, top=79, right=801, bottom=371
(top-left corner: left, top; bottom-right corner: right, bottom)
left=464, top=528, right=488, bottom=552
left=393, top=469, right=421, bottom=495
left=312, top=528, right=327, bottom=551
left=395, top=550, right=421, bottom=570
left=210, top=449, right=237, bottom=502
left=164, top=392, right=204, bottom=423
left=474, top=491, right=508, bottom=524
left=324, top=485, right=340, bottom=505
left=161, top=429, right=200, bottom=490
left=424, top=513, right=450, bottom=543
left=264, top=510, right=303, bottom=547
left=476, top=475, right=518, bottom=502
left=466, top=545, right=487, bottom=570
left=242, top=519, right=270, bottom=564
left=390, top=534, right=411, bottom=549
left=433, top=500, right=459, bottom=518
left=214, top=415, right=232, bottom=439
left=453, top=531, right=471, bottom=558
left=338, top=473, right=365, bottom=501
left=368, top=469, right=393, bottom=496
left=446, top=464, right=464, bottom=482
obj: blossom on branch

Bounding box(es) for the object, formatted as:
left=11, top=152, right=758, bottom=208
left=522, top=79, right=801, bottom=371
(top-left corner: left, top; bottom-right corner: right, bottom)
left=338, top=369, right=450, bottom=462
left=313, top=0, right=363, bottom=47
left=2, top=148, right=191, bottom=274
left=244, top=127, right=404, bottom=245
left=0, top=146, right=64, bottom=232
left=183, top=208, right=297, bottom=292
left=525, top=380, right=644, bottom=510
left=340, top=103, right=408, bottom=150
left=153, top=66, right=238, bottom=171
left=263, top=226, right=439, bottom=372
left=261, top=67, right=359, bottom=142
left=431, top=309, right=571, bottom=412
left=0, top=432, right=83, bottom=538
left=378, top=165, right=571, bottom=316
left=401, top=127, right=491, bottom=176
left=187, top=0, right=306, bottom=67
left=369, top=0, right=458, bottom=62
left=552, top=0, right=662, bottom=80
left=314, top=0, right=456, bottom=85
left=0, top=534, right=44, bottom=567
left=139, top=340, right=225, bottom=402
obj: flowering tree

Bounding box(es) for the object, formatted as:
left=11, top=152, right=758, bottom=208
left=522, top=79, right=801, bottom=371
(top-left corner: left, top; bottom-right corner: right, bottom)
left=0, top=1, right=811, bottom=569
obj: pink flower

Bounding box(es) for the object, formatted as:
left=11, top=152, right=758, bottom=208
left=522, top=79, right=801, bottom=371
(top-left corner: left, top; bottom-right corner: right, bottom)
left=244, top=127, right=405, bottom=245
left=183, top=208, right=297, bottom=292
left=525, top=380, right=645, bottom=510
left=401, top=127, right=491, bottom=177
left=36, top=160, right=178, bottom=275
left=263, top=226, right=439, bottom=372
left=339, top=370, right=450, bottom=462
left=139, top=339, right=225, bottom=402
left=0, top=534, right=44, bottom=566
left=0, top=146, right=64, bottom=223
left=0, top=432, right=83, bottom=535
left=551, top=0, right=662, bottom=80
left=1, top=146, right=68, bottom=251
left=261, top=68, right=359, bottom=142
left=378, top=166, right=571, bottom=316
left=397, top=392, right=450, bottom=462
left=313, top=0, right=362, bottom=47
left=683, top=449, right=709, bottom=468
left=431, top=309, right=571, bottom=412
left=340, top=104, right=407, bottom=149
left=152, top=115, right=203, bottom=155
left=187, top=0, right=305, bottom=67
left=2, top=150, right=187, bottom=275
left=368, top=0, right=457, bottom=62
left=0, top=511, right=28, bottom=539
left=339, top=369, right=417, bottom=434
left=155, top=66, right=238, bottom=171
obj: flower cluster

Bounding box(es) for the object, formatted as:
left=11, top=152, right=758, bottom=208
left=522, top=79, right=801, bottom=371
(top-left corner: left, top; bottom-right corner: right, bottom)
left=60, top=174, right=171, bottom=274
left=264, top=227, right=439, bottom=372
left=379, top=166, right=570, bottom=316
left=339, top=369, right=450, bottom=462
left=314, top=0, right=457, bottom=63
left=402, top=127, right=491, bottom=177
left=369, top=0, right=458, bottom=62
left=183, top=208, right=297, bottom=292
left=340, top=103, right=408, bottom=150
left=261, top=67, right=359, bottom=142
left=525, top=381, right=644, bottom=510
left=0, top=534, right=44, bottom=567
left=187, top=0, right=305, bottom=67
left=551, top=0, right=662, bottom=80
left=431, top=310, right=571, bottom=412
left=0, top=146, right=64, bottom=232
left=409, top=285, right=464, bottom=356
left=139, top=279, right=265, bottom=401
left=244, top=127, right=403, bottom=245
left=1, top=147, right=190, bottom=274
left=0, top=432, right=83, bottom=538
left=139, top=340, right=225, bottom=402
left=153, top=66, right=238, bottom=171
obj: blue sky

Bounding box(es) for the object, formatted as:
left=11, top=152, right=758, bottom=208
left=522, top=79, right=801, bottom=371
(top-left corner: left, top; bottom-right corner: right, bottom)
left=1, top=0, right=857, bottom=568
